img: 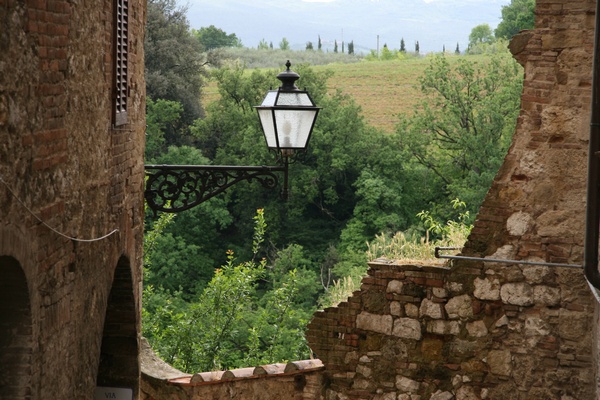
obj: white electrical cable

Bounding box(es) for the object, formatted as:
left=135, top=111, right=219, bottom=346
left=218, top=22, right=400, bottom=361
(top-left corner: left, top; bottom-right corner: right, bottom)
left=0, top=176, right=119, bottom=242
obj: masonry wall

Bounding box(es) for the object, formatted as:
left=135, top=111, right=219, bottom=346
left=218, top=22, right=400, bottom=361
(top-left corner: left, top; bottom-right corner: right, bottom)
left=306, top=0, right=598, bottom=399
left=0, top=0, right=146, bottom=397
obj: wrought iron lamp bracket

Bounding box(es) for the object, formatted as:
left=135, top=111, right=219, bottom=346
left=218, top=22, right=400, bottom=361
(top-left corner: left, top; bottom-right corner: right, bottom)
left=144, top=164, right=285, bottom=214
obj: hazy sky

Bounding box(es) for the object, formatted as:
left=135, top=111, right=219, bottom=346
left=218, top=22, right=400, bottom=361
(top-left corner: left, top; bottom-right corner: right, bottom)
left=186, top=0, right=510, bottom=53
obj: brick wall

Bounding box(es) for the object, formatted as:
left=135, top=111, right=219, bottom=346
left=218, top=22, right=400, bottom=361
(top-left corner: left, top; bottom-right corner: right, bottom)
left=0, top=0, right=146, bottom=397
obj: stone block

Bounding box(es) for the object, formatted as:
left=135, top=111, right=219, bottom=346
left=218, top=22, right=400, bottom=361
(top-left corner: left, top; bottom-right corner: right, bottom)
left=500, top=282, right=534, bottom=306
left=487, top=350, right=512, bottom=376
left=430, top=390, right=454, bottom=400
left=533, top=285, right=561, bottom=306
left=506, top=211, right=533, bottom=236
left=405, top=303, right=419, bottom=318
left=356, top=312, right=393, bottom=335
left=466, top=320, right=488, bottom=337
left=445, top=294, right=474, bottom=319
left=396, top=376, right=420, bottom=393
left=473, top=277, right=501, bottom=301
left=392, top=318, right=422, bottom=340
left=420, top=298, right=443, bottom=319
left=387, top=280, right=403, bottom=294
left=427, top=320, right=461, bottom=336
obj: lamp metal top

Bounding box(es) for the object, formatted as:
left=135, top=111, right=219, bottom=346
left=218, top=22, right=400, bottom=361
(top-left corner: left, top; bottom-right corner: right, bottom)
left=276, top=60, right=301, bottom=92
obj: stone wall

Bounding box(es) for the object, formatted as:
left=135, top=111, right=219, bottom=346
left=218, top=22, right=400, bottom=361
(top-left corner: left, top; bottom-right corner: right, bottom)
left=307, top=258, right=594, bottom=399
left=0, top=0, right=146, bottom=397
left=140, top=338, right=326, bottom=400
left=307, top=0, right=598, bottom=399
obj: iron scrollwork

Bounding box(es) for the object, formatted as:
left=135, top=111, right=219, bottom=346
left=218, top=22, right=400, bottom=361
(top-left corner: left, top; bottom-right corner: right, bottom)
left=144, top=164, right=285, bottom=213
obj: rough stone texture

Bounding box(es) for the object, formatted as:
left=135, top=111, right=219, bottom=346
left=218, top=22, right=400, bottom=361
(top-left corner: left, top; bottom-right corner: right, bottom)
left=0, top=0, right=146, bottom=397
left=305, top=1, right=598, bottom=399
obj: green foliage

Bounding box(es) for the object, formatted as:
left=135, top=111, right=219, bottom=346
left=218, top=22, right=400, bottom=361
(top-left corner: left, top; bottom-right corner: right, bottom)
left=217, top=47, right=361, bottom=69
left=143, top=44, right=526, bottom=371
left=145, top=0, right=206, bottom=135
left=467, top=38, right=511, bottom=55
left=193, top=25, right=242, bottom=50
left=367, top=199, right=472, bottom=263
left=348, top=41, right=355, bottom=55
left=143, top=210, right=314, bottom=372
left=145, top=98, right=183, bottom=161
left=495, top=0, right=535, bottom=40
left=279, top=37, right=290, bottom=50
left=468, top=23, right=495, bottom=49
left=397, top=54, right=523, bottom=219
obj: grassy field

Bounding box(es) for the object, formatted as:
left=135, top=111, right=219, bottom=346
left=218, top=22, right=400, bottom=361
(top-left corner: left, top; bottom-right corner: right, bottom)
left=204, top=53, right=493, bottom=133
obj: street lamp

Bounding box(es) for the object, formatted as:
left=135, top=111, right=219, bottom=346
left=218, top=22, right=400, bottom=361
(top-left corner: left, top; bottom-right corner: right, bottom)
left=145, top=61, right=320, bottom=213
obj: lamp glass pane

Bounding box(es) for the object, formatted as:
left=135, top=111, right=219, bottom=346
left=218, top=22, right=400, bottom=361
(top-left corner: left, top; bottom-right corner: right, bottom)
left=260, top=90, right=278, bottom=107
left=257, top=109, right=278, bottom=148
left=275, top=92, right=314, bottom=106
left=273, top=109, right=318, bottom=149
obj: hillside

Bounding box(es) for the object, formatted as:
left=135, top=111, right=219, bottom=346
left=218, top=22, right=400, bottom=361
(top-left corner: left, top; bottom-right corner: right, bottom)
left=204, top=53, right=496, bottom=134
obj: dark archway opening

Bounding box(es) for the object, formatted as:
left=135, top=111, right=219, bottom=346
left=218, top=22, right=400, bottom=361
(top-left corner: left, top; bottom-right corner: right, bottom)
left=97, top=256, right=139, bottom=394
left=0, top=256, right=33, bottom=399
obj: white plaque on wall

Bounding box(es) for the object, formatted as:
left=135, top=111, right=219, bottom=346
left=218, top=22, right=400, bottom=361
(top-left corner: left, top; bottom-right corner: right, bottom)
left=94, top=387, right=133, bottom=400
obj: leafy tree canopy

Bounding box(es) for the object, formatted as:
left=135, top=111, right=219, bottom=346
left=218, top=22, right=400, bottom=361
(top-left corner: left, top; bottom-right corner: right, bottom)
left=468, top=24, right=494, bottom=48
left=193, top=25, right=242, bottom=50
left=397, top=54, right=523, bottom=218
left=495, top=0, right=535, bottom=40
left=145, top=0, right=205, bottom=141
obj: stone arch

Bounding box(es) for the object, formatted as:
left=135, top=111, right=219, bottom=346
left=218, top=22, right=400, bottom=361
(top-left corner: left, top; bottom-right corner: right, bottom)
left=97, top=256, right=139, bottom=394
left=0, top=256, right=33, bottom=399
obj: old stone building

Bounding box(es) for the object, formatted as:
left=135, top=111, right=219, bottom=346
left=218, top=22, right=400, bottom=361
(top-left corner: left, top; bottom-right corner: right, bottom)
left=0, top=0, right=146, bottom=398
left=3, top=0, right=600, bottom=398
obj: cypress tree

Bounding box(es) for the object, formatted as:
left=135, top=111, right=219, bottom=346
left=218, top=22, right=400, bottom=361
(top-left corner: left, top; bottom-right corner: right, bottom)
left=400, top=38, right=406, bottom=52
left=455, top=42, right=460, bottom=54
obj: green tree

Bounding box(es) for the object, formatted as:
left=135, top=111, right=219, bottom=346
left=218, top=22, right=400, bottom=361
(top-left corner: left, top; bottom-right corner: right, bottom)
left=455, top=42, right=460, bottom=55
left=415, top=41, right=420, bottom=54
left=145, top=98, right=183, bottom=161
left=257, top=39, right=269, bottom=50
left=334, top=40, right=338, bottom=53
left=145, top=0, right=205, bottom=139
left=318, top=35, right=322, bottom=51
left=469, top=23, right=494, bottom=48
left=380, top=44, right=395, bottom=61
left=397, top=55, right=523, bottom=216
left=143, top=209, right=314, bottom=372
left=279, top=37, right=290, bottom=50
left=495, top=0, right=535, bottom=40
left=306, top=41, right=314, bottom=51
left=400, top=38, right=406, bottom=53
left=348, top=40, right=354, bottom=55
left=193, top=25, right=241, bottom=50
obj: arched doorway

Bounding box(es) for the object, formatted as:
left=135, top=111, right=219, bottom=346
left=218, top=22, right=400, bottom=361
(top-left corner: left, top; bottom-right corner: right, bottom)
left=97, top=256, right=139, bottom=395
left=0, top=256, right=33, bottom=399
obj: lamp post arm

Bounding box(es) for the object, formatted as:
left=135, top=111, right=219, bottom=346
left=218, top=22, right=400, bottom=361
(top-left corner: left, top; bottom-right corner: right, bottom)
left=144, top=164, right=286, bottom=214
